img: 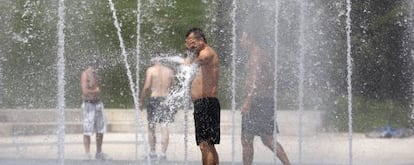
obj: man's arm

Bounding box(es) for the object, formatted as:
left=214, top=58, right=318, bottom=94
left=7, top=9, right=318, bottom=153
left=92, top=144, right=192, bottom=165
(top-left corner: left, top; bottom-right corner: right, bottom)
left=241, top=47, right=259, bottom=114
left=195, top=48, right=213, bottom=65
left=139, top=68, right=152, bottom=110
left=168, top=68, right=175, bottom=88
left=80, top=71, right=89, bottom=95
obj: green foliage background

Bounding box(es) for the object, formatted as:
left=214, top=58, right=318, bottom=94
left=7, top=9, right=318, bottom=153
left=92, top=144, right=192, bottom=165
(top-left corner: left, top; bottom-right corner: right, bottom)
left=0, top=0, right=413, bottom=132
left=0, top=0, right=233, bottom=109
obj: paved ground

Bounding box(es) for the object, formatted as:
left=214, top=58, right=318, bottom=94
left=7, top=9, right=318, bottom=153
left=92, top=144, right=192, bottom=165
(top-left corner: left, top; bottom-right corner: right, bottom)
left=1, top=132, right=414, bottom=165
left=1, top=109, right=414, bottom=164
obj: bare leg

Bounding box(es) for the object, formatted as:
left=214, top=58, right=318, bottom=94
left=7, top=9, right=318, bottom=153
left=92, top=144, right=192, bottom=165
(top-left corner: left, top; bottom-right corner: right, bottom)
left=148, top=123, right=156, bottom=153
left=199, top=142, right=219, bottom=165
left=83, top=135, right=91, bottom=154
left=241, top=134, right=254, bottom=165
left=260, top=135, right=291, bottom=165
left=96, top=133, right=103, bottom=154
left=160, top=123, right=169, bottom=155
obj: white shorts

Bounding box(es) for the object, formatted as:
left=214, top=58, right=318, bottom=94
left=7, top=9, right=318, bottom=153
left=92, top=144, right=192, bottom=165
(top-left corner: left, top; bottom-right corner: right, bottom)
left=82, top=101, right=106, bottom=136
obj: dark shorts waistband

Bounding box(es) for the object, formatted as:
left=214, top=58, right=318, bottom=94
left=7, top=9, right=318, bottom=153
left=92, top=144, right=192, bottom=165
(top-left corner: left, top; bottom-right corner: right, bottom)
left=193, top=97, right=218, bottom=104
left=148, top=97, right=166, bottom=101
left=83, top=100, right=101, bottom=103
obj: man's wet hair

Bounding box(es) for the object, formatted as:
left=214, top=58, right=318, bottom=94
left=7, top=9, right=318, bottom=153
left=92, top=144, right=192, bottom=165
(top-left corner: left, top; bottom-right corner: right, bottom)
left=88, top=58, right=100, bottom=68
left=150, top=52, right=169, bottom=64
left=151, top=51, right=161, bottom=58
left=186, top=27, right=207, bottom=44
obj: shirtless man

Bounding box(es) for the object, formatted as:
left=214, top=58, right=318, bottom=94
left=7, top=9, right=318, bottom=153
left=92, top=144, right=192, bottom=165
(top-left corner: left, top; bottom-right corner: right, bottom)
left=80, top=59, right=109, bottom=160
left=185, top=28, right=220, bottom=165
left=140, top=55, right=175, bottom=161
left=240, top=32, right=290, bottom=165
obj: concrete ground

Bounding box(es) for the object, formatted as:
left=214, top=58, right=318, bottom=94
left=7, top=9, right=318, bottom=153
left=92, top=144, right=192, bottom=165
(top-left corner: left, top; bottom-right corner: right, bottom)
left=1, top=110, right=414, bottom=164
left=1, top=133, right=414, bottom=165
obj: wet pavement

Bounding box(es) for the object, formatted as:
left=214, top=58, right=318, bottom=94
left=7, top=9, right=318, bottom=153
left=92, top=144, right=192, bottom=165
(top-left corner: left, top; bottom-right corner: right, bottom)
left=1, top=133, right=414, bottom=165
left=1, top=109, right=414, bottom=164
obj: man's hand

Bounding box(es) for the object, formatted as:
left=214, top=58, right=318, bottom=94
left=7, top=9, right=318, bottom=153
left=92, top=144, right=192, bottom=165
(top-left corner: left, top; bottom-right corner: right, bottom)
left=240, top=101, right=250, bottom=115
left=185, top=39, right=196, bottom=50
left=139, top=99, right=144, bottom=111
left=183, top=58, right=191, bottom=65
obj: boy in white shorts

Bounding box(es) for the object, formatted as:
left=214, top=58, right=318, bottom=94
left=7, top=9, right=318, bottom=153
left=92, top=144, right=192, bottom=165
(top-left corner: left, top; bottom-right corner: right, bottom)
left=80, top=60, right=110, bottom=160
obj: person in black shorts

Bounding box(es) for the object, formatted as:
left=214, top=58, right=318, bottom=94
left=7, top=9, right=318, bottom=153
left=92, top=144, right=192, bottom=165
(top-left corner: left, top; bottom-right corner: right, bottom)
left=184, top=28, right=221, bottom=165
left=193, top=97, right=221, bottom=145
left=240, top=32, right=290, bottom=165
left=242, top=97, right=278, bottom=137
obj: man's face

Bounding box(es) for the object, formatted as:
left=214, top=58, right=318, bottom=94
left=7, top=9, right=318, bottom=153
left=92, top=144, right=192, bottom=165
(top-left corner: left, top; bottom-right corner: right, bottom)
left=185, top=33, right=198, bottom=51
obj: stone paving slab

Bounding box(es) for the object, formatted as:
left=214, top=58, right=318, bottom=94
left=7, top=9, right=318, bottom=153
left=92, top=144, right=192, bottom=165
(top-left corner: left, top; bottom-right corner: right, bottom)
left=0, top=159, right=281, bottom=165
left=1, top=109, right=413, bottom=164
left=0, top=133, right=414, bottom=165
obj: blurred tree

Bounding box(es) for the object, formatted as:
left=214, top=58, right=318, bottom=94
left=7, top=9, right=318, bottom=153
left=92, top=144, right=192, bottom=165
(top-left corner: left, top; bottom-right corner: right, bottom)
left=323, top=0, right=413, bottom=132
left=3, top=0, right=58, bottom=108
left=352, top=0, right=411, bottom=101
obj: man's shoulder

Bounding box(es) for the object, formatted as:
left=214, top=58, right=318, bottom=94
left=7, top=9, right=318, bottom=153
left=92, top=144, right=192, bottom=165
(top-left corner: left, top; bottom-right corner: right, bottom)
left=147, top=66, right=156, bottom=72
left=209, top=47, right=220, bottom=59
left=81, top=68, right=91, bottom=75
left=161, top=65, right=173, bottom=72
left=147, top=66, right=164, bottom=76
left=200, top=46, right=218, bottom=57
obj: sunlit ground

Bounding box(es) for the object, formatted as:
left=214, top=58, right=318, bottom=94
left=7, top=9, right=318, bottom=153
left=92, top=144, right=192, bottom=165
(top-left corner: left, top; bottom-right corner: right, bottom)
left=0, top=110, right=413, bottom=165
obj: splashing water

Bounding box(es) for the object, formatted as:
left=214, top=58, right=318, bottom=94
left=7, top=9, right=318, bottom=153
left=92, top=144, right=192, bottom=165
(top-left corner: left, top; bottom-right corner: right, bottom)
left=346, top=0, right=354, bottom=164
left=107, top=0, right=149, bottom=163
left=273, top=0, right=280, bottom=163
left=164, top=61, right=198, bottom=110
left=56, top=0, right=66, bottom=164
left=230, top=0, right=238, bottom=163
left=155, top=55, right=198, bottom=163
left=0, top=47, right=3, bottom=108
left=135, top=0, right=142, bottom=161
left=298, top=1, right=306, bottom=163
left=408, top=0, right=414, bottom=122
left=152, top=55, right=185, bottom=64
